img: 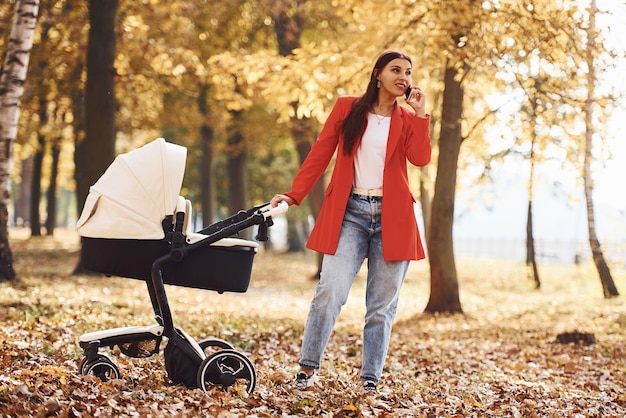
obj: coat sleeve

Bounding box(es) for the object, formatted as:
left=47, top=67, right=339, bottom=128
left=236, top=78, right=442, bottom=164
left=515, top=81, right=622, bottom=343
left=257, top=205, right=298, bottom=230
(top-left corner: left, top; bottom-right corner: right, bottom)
left=403, top=113, right=432, bottom=167
left=286, top=97, right=354, bottom=205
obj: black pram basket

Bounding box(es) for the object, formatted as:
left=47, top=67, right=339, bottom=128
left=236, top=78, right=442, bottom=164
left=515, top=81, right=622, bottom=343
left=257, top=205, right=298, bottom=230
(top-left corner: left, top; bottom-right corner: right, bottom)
left=75, top=138, right=286, bottom=393
left=81, top=236, right=255, bottom=293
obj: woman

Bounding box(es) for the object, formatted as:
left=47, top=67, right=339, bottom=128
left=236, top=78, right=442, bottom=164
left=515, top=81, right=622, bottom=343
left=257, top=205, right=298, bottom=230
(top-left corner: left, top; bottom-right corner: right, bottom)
left=270, top=50, right=431, bottom=394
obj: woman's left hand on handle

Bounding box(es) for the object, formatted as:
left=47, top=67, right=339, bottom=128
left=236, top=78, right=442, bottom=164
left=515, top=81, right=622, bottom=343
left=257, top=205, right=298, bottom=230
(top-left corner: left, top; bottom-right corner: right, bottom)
left=271, top=194, right=296, bottom=207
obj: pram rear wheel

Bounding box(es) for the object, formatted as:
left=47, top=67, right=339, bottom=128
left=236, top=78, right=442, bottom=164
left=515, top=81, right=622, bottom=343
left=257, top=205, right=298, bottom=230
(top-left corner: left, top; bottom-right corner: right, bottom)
left=197, top=349, right=256, bottom=393
left=198, top=337, right=234, bottom=356
left=80, top=355, right=120, bottom=382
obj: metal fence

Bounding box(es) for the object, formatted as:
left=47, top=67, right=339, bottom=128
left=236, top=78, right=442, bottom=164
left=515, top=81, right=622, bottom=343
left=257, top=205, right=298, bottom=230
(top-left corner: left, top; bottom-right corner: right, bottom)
left=453, top=237, right=626, bottom=267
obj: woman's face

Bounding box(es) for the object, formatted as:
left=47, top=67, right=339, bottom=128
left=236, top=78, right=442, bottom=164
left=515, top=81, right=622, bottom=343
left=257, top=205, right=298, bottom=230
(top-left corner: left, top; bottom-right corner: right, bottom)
left=377, top=58, right=412, bottom=97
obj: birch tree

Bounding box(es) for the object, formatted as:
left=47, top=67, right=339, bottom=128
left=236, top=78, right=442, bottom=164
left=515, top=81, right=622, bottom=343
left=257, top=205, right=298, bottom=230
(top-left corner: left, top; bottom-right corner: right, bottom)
left=0, top=0, right=40, bottom=282
left=582, top=0, right=618, bottom=297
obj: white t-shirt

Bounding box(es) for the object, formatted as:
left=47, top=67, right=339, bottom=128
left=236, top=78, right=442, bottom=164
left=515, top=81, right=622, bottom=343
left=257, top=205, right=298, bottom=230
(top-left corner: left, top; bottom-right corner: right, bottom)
left=353, top=113, right=391, bottom=190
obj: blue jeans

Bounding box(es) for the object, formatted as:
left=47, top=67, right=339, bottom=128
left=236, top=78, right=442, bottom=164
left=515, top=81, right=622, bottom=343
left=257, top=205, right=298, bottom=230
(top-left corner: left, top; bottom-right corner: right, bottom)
left=299, top=194, right=409, bottom=382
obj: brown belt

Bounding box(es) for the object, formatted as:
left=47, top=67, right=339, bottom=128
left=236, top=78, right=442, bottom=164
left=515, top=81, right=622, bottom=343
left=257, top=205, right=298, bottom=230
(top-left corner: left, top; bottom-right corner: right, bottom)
left=352, top=187, right=383, bottom=197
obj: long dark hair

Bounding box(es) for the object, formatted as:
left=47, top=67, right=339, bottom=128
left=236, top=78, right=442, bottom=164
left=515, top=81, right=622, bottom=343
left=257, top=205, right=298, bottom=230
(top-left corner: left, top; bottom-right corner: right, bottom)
left=341, top=50, right=412, bottom=155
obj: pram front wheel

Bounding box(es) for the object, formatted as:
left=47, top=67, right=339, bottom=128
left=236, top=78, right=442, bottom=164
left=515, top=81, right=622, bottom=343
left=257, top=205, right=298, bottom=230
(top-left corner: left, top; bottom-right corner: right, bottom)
left=78, top=352, right=114, bottom=374
left=80, top=355, right=120, bottom=382
left=197, top=349, right=256, bottom=393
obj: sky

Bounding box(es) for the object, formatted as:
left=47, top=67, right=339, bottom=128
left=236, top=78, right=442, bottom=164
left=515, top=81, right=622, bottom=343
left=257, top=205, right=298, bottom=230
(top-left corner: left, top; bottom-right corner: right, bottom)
left=593, top=1, right=626, bottom=209
left=452, top=2, right=626, bottom=264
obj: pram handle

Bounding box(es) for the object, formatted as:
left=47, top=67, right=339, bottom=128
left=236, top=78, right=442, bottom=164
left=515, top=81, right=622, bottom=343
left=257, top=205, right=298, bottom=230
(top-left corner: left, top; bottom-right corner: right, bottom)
left=258, top=201, right=288, bottom=219
left=197, top=200, right=286, bottom=237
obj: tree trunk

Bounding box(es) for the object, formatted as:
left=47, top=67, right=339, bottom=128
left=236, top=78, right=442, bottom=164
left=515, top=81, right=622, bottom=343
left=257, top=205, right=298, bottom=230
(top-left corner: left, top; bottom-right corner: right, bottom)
left=15, top=157, right=32, bottom=226
left=286, top=218, right=308, bottom=252
left=226, top=139, right=247, bottom=215
left=0, top=0, right=40, bottom=282
left=583, top=113, right=619, bottom=298
left=197, top=84, right=215, bottom=227
left=45, top=137, right=61, bottom=235
left=30, top=14, right=53, bottom=237
left=583, top=125, right=617, bottom=296
left=271, top=1, right=325, bottom=278
left=419, top=168, right=431, bottom=245
left=227, top=109, right=249, bottom=239
left=292, top=118, right=325, bottom=279
left=425, top=63, right=463, bottom=314
left=292, top=119, right=324, bottom=227
left=74, top=0, right=118, bottom=275
left=30, top=96, right=46, bottom=237
left=583, top=0, right=618, bottom=298
left=75, top=0, right=118, bottom=213
left=70, top=61, right=85, bottom=218
left=526, top=201, right=540, bottom=289
left=526, top=94, right=540, bottom=289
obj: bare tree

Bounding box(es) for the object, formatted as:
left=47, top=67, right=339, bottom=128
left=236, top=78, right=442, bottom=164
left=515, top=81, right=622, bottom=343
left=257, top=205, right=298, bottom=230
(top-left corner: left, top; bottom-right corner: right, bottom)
left=0, top=0, right=40, bottom=282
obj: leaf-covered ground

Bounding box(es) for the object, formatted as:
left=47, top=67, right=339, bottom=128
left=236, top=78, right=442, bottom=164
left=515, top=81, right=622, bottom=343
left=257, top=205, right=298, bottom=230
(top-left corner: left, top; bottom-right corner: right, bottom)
left=1, top=229, right=626, bottom=417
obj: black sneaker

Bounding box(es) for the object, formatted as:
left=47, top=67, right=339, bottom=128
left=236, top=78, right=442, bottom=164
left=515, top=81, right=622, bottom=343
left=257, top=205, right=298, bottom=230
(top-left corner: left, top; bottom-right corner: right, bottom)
left=294, top=371, right=318, bottom=390
left=360, top=380, right=378, bottom=394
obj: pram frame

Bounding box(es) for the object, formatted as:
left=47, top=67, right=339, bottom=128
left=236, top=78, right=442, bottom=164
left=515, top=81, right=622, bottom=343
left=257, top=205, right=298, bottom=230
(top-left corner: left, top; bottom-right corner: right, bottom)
left=79, top=201, right=287, bottom=392
left=151, top=202, right=278, bottom=369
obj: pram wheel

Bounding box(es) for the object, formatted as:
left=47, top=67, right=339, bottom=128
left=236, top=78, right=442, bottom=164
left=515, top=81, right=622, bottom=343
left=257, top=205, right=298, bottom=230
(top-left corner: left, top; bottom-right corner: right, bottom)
left=198, top=337, right=234, bottom=355
left=80, top=355, right=120, bottom=382
left=197, top=349, right=256, bottom=393
left=78, top=353, right=113, bottom=374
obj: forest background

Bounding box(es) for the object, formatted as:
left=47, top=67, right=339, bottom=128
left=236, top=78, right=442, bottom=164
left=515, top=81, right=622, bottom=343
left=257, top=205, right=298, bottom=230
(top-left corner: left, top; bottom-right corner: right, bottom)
left=0, top=1, right=623, bottom=312
left=1, top=0, right=626, bottom=415
left=0, top=0, right=625, bottom=307
left=1, top=0, right=626, bottom=286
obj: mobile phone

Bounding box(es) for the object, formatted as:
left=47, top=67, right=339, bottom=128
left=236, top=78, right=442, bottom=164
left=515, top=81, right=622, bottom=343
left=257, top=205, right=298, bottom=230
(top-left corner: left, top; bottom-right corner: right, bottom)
left=405, top=86, right=412, bottom=99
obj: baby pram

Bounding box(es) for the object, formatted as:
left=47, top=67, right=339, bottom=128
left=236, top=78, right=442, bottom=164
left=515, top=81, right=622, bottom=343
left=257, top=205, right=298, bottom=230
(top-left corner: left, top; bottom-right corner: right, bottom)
left=75, top=138, right=287, bottom=393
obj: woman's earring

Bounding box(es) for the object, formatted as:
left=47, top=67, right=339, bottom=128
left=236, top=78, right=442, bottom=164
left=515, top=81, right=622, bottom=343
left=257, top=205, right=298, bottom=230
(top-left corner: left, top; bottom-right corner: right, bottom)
left=376, top=80, right=380, bottom=88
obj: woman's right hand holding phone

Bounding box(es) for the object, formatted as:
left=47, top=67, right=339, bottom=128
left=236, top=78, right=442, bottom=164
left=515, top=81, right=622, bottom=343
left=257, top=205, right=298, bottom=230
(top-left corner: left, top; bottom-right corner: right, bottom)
left=405, top=86, right=427, bottom=118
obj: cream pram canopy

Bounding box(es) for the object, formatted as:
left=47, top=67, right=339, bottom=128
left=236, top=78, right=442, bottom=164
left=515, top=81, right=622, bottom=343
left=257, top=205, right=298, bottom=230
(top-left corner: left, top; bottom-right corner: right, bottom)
left=76, top=138, right=187, bottom=240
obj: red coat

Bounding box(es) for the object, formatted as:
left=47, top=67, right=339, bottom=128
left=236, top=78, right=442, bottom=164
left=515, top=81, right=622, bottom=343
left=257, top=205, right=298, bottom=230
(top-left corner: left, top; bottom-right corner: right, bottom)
left=286, top=96, right=432, bottom=261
